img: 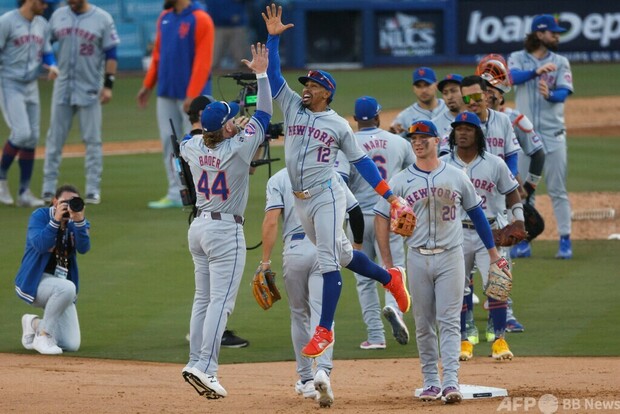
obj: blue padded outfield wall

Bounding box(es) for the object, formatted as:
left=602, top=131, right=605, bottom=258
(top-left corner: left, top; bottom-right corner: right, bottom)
left=3, top=0, right=616, bottom=71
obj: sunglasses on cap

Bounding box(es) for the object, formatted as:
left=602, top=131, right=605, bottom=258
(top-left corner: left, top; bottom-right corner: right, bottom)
left=408, top=122, right=434, bottom=134
left=307, top=70, right=335, bottom=90
left=462, top=93, right=484, bottom=104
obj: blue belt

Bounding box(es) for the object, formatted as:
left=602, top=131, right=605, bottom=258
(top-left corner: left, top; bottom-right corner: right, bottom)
left=291, top=232, right=306, bottom=241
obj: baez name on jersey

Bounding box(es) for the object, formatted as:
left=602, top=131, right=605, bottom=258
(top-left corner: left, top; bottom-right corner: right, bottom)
left=287, top=125, right=335, bottom=147
left=199, top=154, right=221, bottom=168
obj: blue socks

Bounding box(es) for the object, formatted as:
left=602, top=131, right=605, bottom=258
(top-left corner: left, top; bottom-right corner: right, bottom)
left=345, top=250, right=390, bottom=285
left=319, top=270, right=342, bottom=329
left=18, top=147, right=35, bottom=195
left=0, top=140, right=20, bottom=180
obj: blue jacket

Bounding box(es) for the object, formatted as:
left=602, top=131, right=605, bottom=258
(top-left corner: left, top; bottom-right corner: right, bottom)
left=15, top=207, right=90, bottom=304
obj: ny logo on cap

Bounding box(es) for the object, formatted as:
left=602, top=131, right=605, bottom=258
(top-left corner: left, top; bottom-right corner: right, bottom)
left=418, top=68, right=425, bottom=76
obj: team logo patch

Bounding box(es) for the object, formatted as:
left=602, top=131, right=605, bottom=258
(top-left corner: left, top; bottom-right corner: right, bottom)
left=244, top=123, right=257, bottom=137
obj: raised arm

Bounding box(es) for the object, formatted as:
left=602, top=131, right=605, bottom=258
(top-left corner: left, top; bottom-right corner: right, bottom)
left=262, top=3, right=294, bottom=97
left=241, top=42, right=272, bottom=118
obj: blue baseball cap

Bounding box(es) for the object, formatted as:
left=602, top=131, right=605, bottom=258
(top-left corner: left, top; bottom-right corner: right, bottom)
left=437, top=74, right=463, bottom=92
left=406, top=120, right=439, bottom=138
left=451, top=111, right=482, bottom=129
left=354, top=96, right=381, bottom=121
left=531, top=14, right=566, bottom=33
left=412, top=67, right=437, bottom=85
left=201, top=101, right=240, bottom=132
left=298, top=70, right=337, bottom=101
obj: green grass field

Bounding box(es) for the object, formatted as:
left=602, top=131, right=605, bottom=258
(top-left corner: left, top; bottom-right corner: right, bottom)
left=1, top=64, right=619, bottom=364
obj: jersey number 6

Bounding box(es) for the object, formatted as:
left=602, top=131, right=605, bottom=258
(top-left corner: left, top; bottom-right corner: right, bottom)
left=197, top=171, right=229, bottom=201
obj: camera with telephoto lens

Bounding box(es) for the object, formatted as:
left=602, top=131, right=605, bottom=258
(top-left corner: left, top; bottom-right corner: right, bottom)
left=61, top=197, right=84, bottom=217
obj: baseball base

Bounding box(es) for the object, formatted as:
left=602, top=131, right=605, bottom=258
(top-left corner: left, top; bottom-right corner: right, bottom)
left=414, top=384, right=508, bottom=400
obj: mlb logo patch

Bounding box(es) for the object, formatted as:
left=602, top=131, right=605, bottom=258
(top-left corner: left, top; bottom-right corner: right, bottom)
left=244, top=123, right=257, bottom=137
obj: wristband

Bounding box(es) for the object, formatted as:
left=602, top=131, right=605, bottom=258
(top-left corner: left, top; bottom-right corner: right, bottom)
left=511, top=203, right=525, bottom=222
left=104, top=73, right=115, bottom=89
left=261, top=259, right=271, bottom=265
left=256, top=72, right=267, bottom=79
left=526, top=173, right=542, bottom=187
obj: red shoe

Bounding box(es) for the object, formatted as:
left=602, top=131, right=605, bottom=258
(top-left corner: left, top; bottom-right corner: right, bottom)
left=384, top=267, right=411, bottom=313
left=301, top=326, right=334, bottom=358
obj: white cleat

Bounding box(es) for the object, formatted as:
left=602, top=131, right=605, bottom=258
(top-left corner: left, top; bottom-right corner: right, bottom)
left=0, top=180, right=14, bottom=205
left=472, top=293, right=480, bottom=305
left=32, top=333, right=62, bottom=355
left=314, top=370, right=334, bottom=408
left=17, top=189, right=44, bottom=207
left=295, top=379, right=318, bottom=399
left=21, top=314, right=37, bottom=350
left=186, top=367, right=227, bottom=399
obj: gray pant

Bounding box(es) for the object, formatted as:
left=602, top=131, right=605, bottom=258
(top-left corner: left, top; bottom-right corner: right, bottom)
left=32, top=273, right=80, bottom=351
left=42, top=101, right=102, bottom=196
left=282, top=235, right=333, bottom=380
left=519, top=145, right=571, bottom=236
left=408, top=246, right=464, bottom=389
left=349, top=214, right=402, bottom=344
left=156, top=97, right=191, bottom=202
left=187, top=214, right=245, bottom=376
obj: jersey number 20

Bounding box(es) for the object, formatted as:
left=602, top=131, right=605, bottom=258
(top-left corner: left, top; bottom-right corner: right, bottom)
left=197, top=171, right=229, bottom=201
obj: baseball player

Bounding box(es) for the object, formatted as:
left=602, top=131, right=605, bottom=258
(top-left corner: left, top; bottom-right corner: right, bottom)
left=263, top=4, right=411, bottom=360
left=441, top=111, right=525, bottom=361
left=0, top=0, right=58, bottom=207
left=138, top=0, right=214, bottom=209
left=40, top=0, right=119, bottom=205
left=179, top=42, right=271, bottom=399
left=442, top=75, right=521, bottom=172
left=508, top=14, right=574, bottom=259
left=432, top=74, right=463, bottom=155
left=375, top=119, right=508, bottom=403
left=261, top=169, right=362, bottom=407
left=335, top=96, right=414, bottom=349
left=390, top=66, right=448, bottom=137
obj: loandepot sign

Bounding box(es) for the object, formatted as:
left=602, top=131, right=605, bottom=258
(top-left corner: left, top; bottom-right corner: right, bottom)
left=467, top=11, right=620, bottom=48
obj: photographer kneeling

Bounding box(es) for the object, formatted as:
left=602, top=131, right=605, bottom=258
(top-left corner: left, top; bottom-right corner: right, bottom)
left=15, top=184, right=91, bottom=355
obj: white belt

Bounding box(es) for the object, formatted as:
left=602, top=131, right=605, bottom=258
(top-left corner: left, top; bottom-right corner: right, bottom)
left=292, top=179, right=332, bottom=200
left=416, top=247, right=446, bottom=255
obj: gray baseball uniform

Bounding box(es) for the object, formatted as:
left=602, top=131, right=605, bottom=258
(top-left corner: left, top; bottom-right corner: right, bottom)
left=439, top=109, right=521, bottom=159
left=336, top=127, right=415, bottom=345
left=264, top=169, right=359, bottom=383
left=0, top=10, right=53, bottom=149
left=180, top=77, right=271, bottom=377
left=374, top=161, right=482, bottom=390
left=508, top=50, right=574, bottom=236
left=392, top=100, right=448, bottom=135
left=432, top=110, right=457, bottom=155
left=441, top=151, right=518, bottom=285
left=42, top=5, right=119, bottom=197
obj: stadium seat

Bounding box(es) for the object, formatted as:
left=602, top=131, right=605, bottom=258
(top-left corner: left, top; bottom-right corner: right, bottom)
left=92, top=0, right=123, bottom=22
left=115, top=22, right=145, bottom=71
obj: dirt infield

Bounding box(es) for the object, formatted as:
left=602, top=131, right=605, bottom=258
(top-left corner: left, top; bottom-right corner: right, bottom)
left=2, top=354, right=619, bottom=413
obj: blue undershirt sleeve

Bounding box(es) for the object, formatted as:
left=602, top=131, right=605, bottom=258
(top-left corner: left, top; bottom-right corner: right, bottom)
left=352, top=156, right=393, bottom=199
left=42, top=52, right=56, bottom=67
left=510, top=69, right=536, bottom=85
left=505, top=152, right=519, bottom=176
left=266, top=35, right=285, bottom=98
left=104, top=47, right=117, bottom=61
left=467, top=206, right=495, bottom=249
left=546, top=87, right=571, bottom=103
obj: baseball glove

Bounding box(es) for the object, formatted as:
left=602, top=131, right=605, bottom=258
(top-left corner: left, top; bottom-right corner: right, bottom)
left=524, top=203, right=545, bottom=241
left=252, top=265, right=281, bottom=310
left=492, top=222, right=528, bottom=247
left=485, top=257, right=512, bottom=302
left=390, top=197, right=416, bottom=237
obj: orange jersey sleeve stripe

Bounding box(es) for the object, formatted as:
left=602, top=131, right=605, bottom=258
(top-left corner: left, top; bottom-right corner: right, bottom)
left=186, top=11, right=215, bottom=99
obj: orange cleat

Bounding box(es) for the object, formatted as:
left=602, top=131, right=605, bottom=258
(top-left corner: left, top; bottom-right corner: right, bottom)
left=301, top=326, right=334, bottom=358
left=384, top=267, right=411, bottom=313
